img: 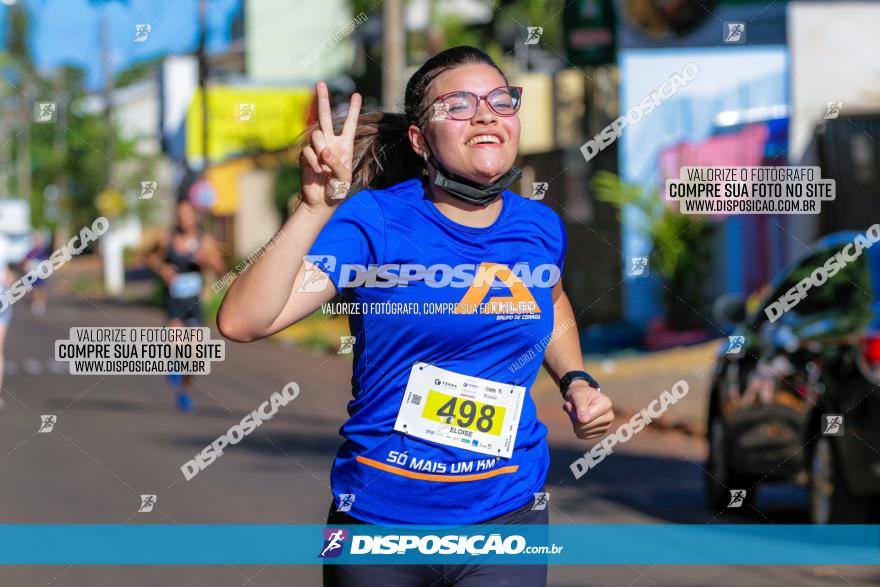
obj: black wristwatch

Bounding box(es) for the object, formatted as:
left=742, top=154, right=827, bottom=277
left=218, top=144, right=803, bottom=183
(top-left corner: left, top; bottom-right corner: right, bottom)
left=559, top=370, right=601, bottom=398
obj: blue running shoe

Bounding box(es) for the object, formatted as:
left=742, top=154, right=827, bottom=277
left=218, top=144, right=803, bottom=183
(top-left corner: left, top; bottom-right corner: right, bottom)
left=176, top=391, right=193, bottom=412
left=167, top=373, right=183, bottom=389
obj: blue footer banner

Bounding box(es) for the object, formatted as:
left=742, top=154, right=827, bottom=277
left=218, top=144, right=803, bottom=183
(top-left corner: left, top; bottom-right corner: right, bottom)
left=0, top=525, right=878, bottom=565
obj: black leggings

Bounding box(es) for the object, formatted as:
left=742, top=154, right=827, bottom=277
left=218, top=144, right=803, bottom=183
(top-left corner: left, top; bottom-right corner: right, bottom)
left=322, top=499, right=548, bottom=587
left=165, top=296, right=203, bottom=326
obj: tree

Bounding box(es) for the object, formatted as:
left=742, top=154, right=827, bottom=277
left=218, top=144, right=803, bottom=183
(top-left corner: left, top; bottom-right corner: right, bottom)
left=2, top=0, right=155, bottom=230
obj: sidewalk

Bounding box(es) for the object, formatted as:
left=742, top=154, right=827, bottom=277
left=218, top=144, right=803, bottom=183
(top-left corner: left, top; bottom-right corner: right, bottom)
left=533, top=340, right=720, bottom=437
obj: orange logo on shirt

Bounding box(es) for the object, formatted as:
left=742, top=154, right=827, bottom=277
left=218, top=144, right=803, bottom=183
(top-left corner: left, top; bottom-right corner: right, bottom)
left=455, top=263, right=540, bottom=314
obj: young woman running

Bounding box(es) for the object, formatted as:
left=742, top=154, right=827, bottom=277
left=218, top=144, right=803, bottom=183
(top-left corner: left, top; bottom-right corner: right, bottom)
left=218, top=46, right=614, bottom=586
left=147, top=198, right=226, bottom=411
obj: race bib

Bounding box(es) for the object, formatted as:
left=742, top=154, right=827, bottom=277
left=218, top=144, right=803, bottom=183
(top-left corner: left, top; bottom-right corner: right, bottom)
left=169, top=272, right=203, bottom=299
left=393, top=362, right=525, bottom=459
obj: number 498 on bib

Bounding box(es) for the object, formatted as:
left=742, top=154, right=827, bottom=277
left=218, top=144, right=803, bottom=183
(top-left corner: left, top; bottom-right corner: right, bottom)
left=422, top=391, right=505, bottom=436
left=393, top=362, right=525, bottom=459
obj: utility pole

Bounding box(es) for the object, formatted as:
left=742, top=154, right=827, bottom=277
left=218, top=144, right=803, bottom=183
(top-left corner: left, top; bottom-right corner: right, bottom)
left=52, top=70, right=68, bottom=240
left=15, top=73, right=31, bottom=200
left=382, top=0, right=405, bottom=112
left=0, top=99, right=8, bottom=197
left=99, top=10, right=114, bottom=188
left=5, top=0, right=32, bottom=200
left=195, top=0, right=213, bottom=236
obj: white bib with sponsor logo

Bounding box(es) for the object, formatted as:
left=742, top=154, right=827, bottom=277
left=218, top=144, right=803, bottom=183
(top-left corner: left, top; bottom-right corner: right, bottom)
left=393, top=362, right=525, bottom=459
left=169, top=272, right=203, bottom=299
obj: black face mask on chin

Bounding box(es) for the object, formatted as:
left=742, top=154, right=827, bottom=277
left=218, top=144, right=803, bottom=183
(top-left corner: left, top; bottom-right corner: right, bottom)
left=422, top=138, right=522, bottom=207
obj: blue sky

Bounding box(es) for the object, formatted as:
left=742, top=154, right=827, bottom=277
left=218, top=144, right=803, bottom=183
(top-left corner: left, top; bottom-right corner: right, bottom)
left=4, top=0, right=241, bottom=89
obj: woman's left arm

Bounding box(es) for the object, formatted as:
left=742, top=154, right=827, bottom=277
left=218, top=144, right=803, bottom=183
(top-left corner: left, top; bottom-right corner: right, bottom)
left=542, top=282, right=615, bottom=439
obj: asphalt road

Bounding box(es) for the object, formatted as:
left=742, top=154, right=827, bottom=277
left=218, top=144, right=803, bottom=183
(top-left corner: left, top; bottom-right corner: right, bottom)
left=1, top=295, right=877, bottom=586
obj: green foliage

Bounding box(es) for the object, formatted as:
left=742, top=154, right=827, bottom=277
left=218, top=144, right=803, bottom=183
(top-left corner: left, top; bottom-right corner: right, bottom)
left=64, top=106, right=107, bottom=225
left=58, top=68, right=150, bottom=227
left=5, top=3, right=32, bottom=67
left=273, top=164, right=301, bottom=222
left=436, top=13, right=496, bottom=55
left=350, top=0, right=563, bottom=65
left=493, top=0, right=564, bottom=49
left=3, top=4, right=154, bottom=230
left=592, top=171, right=716, bottom=330
left=116, top=56, right=162, bottom=88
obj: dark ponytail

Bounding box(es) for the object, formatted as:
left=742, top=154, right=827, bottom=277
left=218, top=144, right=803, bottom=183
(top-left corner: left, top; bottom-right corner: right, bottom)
left=347, top=111, right=424, bottom=192
left=297, top=46, right=509, bottom=194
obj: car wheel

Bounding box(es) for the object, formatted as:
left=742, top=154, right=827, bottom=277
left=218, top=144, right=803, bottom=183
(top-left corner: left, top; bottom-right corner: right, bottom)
left=706, top=412, right=755, bottom=511
left=808, top=435, right=871, bottom=523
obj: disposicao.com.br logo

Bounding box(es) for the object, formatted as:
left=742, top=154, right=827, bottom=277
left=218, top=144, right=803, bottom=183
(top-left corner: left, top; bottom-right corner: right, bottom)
left=319, top=531, right=563, bottom=557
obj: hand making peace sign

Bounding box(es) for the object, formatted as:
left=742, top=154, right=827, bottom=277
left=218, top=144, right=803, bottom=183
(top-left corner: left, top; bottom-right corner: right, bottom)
left=299, top=81, right=363, bottom=208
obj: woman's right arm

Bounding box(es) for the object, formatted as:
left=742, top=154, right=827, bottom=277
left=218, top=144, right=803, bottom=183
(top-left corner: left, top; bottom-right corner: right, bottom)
left=217, top=82, right=362, bottom=342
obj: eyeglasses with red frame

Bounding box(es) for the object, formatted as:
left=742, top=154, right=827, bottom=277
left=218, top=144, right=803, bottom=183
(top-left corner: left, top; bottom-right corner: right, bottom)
left=418, top=86, right=523, bottom=123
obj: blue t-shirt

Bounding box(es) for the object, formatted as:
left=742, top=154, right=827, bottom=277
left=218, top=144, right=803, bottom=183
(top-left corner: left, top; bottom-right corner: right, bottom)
left=308, top=177, right=567, bottom=524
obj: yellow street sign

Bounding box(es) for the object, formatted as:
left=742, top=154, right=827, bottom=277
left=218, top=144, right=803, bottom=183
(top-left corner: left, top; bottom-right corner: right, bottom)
left=96, top=188, right=125, bottom=217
